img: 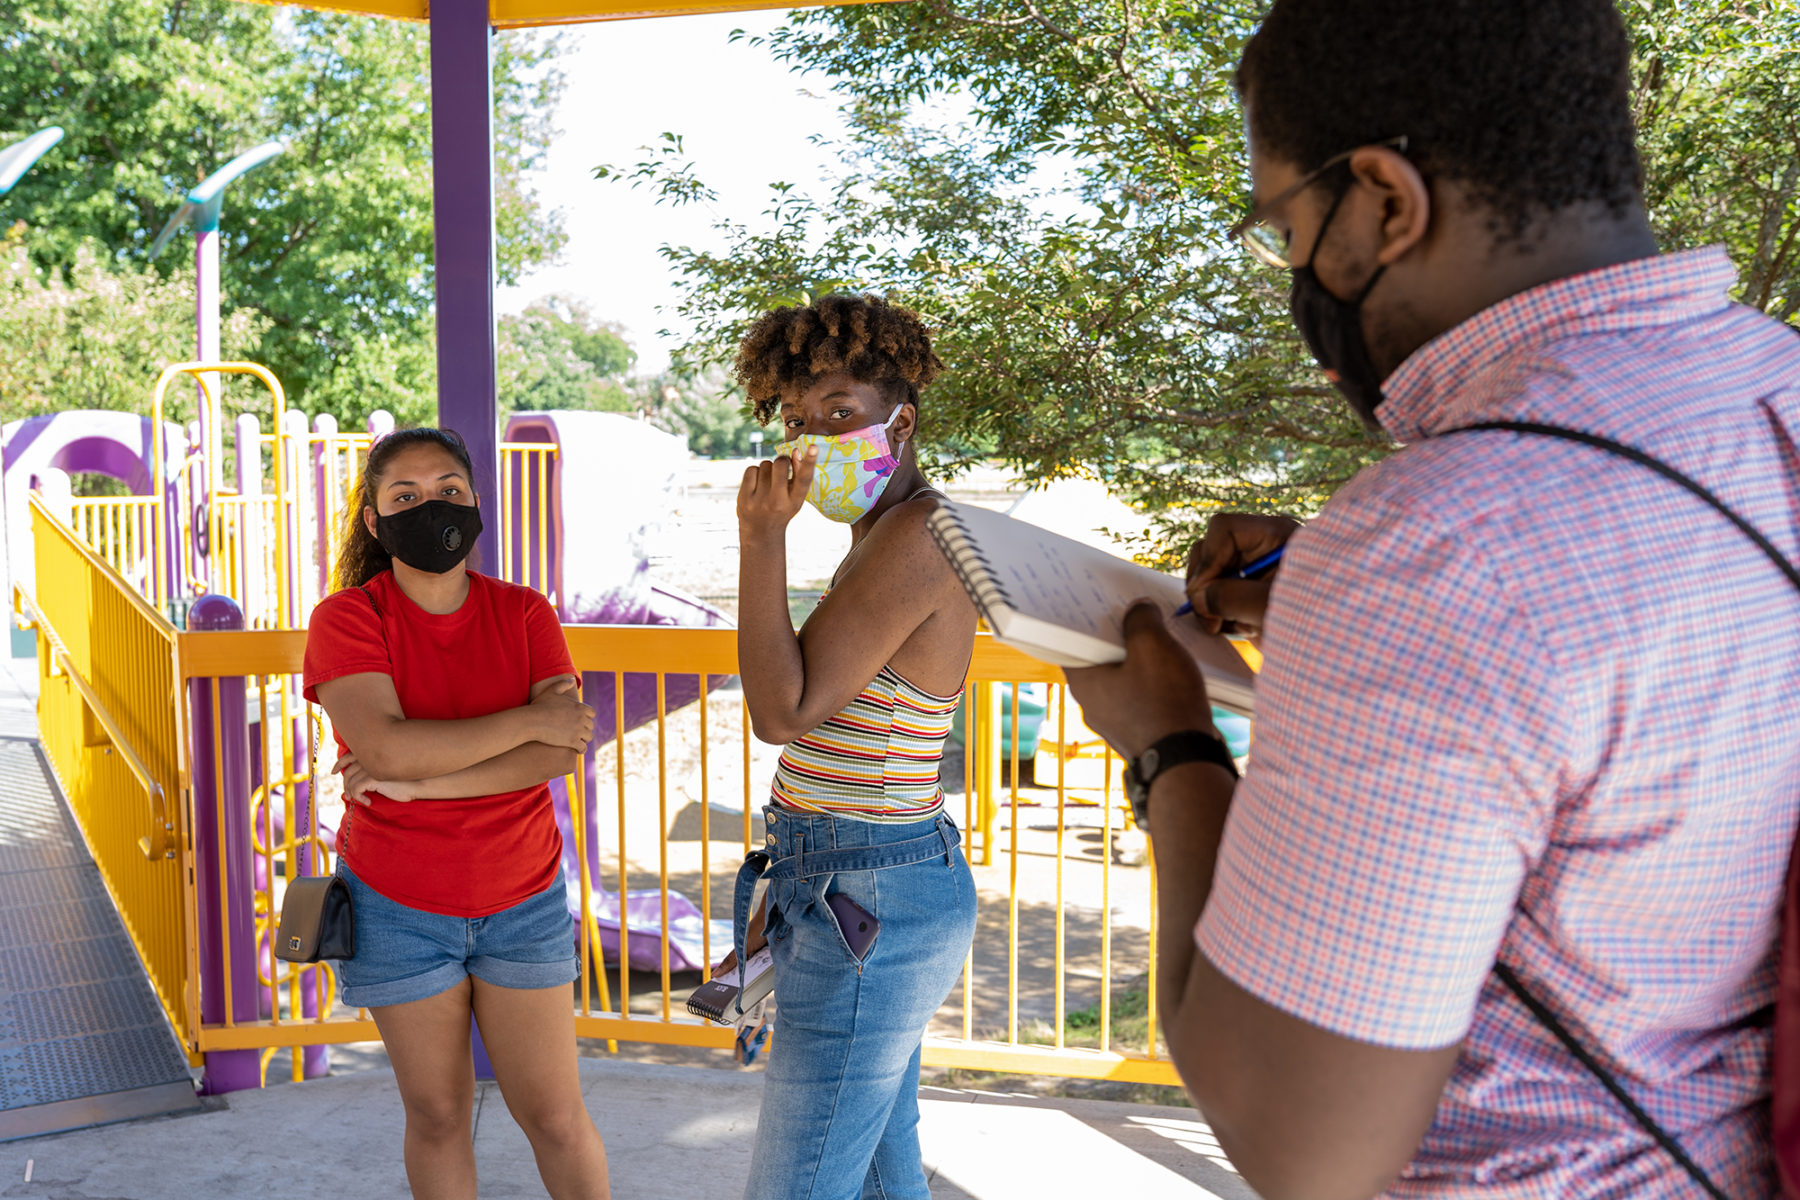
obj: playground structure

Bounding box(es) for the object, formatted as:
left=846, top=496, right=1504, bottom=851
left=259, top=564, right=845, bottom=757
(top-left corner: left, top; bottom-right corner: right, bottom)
left=3, top=358, right=749, bottom=1089
left=19, top=427, right=1176, bottom=1098
left=0, top=0, right=1243, bottom=1136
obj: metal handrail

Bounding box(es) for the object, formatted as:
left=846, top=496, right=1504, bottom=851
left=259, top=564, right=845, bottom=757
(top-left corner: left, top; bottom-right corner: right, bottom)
left=150, top=361, right=290, bottom=625
left=15, top=581, right=175, bottom=862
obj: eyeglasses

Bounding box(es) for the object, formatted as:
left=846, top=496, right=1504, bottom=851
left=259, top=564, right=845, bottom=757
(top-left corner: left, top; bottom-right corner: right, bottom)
left=1229, top=136, right=1410, bottom=269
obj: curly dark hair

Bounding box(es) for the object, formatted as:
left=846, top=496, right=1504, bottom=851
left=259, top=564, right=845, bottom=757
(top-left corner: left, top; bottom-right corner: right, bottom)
left=734, top=293, right=943, bottom=425
left=331, top=427, right=476, bottom=591
left=1236, top=0, right=1644, bottom=241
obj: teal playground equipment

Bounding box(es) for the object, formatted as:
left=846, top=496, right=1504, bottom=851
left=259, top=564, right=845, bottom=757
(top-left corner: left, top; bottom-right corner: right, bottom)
left=0, top=126, right=64, bottom=196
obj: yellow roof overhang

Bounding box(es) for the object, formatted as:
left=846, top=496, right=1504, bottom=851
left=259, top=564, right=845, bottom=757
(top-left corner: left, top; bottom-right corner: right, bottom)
left=247, top=0, right=886, bottom=27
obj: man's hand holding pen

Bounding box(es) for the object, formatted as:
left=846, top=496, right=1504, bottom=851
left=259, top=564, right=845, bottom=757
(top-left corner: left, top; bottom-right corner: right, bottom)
left=1176, top=513, right=1303, bottom=642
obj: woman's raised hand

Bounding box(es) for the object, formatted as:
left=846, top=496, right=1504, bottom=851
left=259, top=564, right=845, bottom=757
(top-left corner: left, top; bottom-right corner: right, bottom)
left=531, top=676, right=595, bottom=752
left=737, top=446, right=817, bottom=544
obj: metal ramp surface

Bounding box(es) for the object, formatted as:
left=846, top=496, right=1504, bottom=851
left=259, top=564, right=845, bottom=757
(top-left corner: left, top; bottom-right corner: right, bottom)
left=0, top=736, right=199, bottom=1141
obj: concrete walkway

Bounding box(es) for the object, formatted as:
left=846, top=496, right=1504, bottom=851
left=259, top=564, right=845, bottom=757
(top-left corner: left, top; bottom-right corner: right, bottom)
left=0, top=1059, right=1256, bottom=1199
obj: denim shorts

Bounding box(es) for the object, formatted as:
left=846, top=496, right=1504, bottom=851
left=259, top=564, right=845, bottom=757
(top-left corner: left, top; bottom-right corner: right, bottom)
left=333, top=863, right=578, bottom=1009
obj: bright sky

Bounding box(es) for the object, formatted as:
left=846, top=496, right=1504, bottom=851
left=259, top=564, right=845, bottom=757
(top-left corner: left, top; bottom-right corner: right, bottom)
left=495, top=11, right=847, bottom=375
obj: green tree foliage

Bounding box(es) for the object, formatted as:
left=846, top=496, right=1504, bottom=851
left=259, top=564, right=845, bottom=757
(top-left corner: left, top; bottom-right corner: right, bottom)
left=641, top=363, right=764, bottom=458
left=609, top=0, right=1800, bottom=561
left=498, top=295, right=637, bottom=414
left=1631, top=0, right=1800, bottom=322
left=0, top=234, right=266, bottom=424
left=0, top=0, right=566, bottom=421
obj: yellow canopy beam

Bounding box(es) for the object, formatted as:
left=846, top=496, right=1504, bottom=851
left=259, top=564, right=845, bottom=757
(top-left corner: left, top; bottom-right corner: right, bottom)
left=236, top=0, right=891, bottom=26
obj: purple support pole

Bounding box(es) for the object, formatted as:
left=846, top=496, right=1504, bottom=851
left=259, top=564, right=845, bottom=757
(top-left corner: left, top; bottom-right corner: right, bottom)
left=431, top=4, right=501, bottom=1078
left=471, top=1022, right=497, bottom=1082
left=429, top=0, right=501, bottom=576
left=189, top=594, right=259, bottom=1094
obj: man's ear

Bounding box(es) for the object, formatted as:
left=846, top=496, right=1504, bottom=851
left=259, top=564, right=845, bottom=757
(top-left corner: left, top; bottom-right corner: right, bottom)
left=1349, top=144, right=1432, bottom=267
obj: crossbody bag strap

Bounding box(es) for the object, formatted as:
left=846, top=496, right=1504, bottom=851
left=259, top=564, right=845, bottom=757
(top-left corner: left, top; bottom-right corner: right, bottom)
left=1447, top=419, right=1800, bottom=1199
left=1493, top=964, right=1730, bottom=1199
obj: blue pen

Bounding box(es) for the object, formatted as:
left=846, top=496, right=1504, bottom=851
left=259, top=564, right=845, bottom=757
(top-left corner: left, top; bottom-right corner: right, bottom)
left=1173, top=546, right=1285, bottom=618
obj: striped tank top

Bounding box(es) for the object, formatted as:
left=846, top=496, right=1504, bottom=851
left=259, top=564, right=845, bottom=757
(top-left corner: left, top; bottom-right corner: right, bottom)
left=770, top=665, right=963, bottom=824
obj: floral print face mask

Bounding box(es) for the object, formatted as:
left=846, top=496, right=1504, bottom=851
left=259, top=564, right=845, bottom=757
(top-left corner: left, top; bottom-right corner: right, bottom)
left=780, top=404, right=905, bottom=524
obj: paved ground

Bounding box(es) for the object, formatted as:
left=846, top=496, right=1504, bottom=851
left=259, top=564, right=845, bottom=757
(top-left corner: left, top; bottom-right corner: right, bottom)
left=0, top=1059, right=1257, bottom=1199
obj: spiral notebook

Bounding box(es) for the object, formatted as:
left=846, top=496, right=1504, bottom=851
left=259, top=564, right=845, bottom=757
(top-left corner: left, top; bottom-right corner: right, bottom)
left=686, top=945, right=775, bottom=1024
left=927, top=500, right=1256, bottom=716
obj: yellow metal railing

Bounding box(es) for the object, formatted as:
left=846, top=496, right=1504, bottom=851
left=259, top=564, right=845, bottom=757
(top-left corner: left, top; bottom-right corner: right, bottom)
left=35, top=495, right=1193, bottom=1088
left=150, top=361, right=292, bottom=625
left=499, top=441, right=558, bottom=600
left=25, top=495, right=194, bottom=1055
left=87, top=420, right=550, bottom=630
left=211, top=494, right=281, bottom=629
left=67, top=496, right=159, bottom=597
left=172, top=624, right=1181, bottom=1086
left=314, top=429, right=372, bottom=596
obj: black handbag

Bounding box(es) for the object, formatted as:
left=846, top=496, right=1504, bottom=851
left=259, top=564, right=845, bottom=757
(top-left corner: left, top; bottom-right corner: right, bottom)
left=274, top=873, right=355, bottom=963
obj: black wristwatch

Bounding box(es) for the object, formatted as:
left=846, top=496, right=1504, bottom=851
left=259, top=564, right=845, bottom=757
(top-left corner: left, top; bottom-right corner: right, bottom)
left=1124, top=729, right=1238, bottom=829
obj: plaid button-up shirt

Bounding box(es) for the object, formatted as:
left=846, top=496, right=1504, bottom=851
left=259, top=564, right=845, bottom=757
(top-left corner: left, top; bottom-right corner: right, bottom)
left=1196, top=248, right=1800, bottom=1197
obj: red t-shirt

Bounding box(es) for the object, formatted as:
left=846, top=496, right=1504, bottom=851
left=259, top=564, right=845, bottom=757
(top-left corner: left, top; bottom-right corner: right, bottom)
left=302, top=570, right=575, bottom=918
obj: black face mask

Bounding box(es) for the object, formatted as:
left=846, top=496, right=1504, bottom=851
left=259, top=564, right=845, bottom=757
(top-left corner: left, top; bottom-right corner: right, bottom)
left=375, top=500, right=482, bottom=575
left=1290, top=186, right=1389, bottom=430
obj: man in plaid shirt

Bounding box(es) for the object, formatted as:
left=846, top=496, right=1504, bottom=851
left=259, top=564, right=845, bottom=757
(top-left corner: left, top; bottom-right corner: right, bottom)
left=1068, top=1, right=1800, bottom=1197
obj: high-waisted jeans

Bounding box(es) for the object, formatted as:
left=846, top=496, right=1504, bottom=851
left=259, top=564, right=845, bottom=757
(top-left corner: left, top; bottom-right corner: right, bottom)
left=733, top=806, right=978, bottom=1200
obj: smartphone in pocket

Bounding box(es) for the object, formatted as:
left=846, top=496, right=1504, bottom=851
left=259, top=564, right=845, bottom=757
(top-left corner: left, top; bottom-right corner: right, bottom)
left=826, top=892, right=881, bottom=961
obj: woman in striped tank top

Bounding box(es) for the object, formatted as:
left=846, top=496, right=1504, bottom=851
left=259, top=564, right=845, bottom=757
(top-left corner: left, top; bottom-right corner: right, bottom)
left=725, top=294, right=979, bottom=1200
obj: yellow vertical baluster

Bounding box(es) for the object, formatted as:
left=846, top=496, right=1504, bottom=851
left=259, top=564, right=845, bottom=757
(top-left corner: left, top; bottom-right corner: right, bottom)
left=698, top=676, right=711, bottom=980
left=962, top=682, right=975, bottom=1043
left=571, top=766, right=590, bottom=1018
left=500, top=448, right=512, bottom=585
left=742, top=696, right=752, bottom=854
left=1054, top=684, right=1066, bottom=1050
left=614, top=671, right=629, bottom=1023
left=537, top=449, right=549, bottom=596
left=260, top=676, right=277, bottom=1029
left=1146, top=836, right=1159, bottom=1061
left=1101, top=746, right=1114, bottom=1054
left=1007, top=683, right=1019, bottom=1046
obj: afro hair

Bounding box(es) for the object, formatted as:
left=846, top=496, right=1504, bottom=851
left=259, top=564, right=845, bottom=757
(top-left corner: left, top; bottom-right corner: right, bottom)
left=734, top=293, right=943, bottom=424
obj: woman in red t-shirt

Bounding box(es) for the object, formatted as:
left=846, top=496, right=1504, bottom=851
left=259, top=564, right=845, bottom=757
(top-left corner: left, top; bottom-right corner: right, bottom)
left=302, top=428, right=610, bottom=1200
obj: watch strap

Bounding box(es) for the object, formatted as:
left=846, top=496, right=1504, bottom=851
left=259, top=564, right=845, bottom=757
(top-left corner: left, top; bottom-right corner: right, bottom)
left=1127, top=728, right=1238, bottom=828
left=1141, top=728, right=1238, bottom=783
